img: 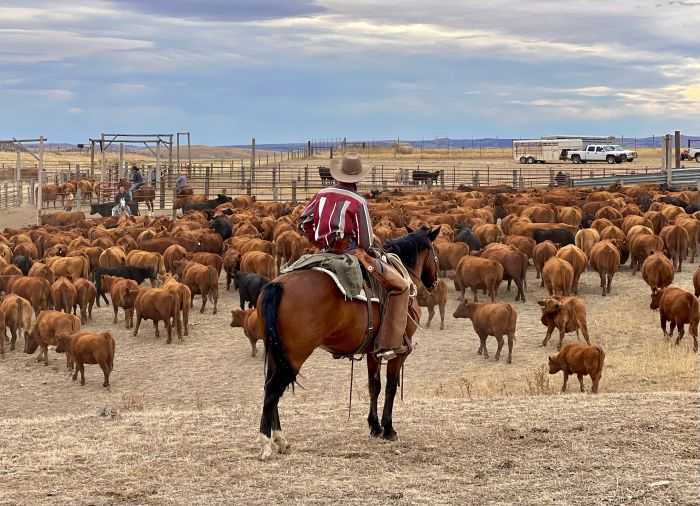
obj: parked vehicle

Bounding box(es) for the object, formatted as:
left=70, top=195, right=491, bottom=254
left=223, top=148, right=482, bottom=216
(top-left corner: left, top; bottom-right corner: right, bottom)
left=513, top=136, right=614, bottom=164
left=567, top=145, right=627, bottom=164
left=609, top=145, right=637, bottom=162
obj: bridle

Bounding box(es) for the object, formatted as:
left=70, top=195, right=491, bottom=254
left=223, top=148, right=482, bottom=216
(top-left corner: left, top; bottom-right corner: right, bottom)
left=407, top=242, right=440, bottom=294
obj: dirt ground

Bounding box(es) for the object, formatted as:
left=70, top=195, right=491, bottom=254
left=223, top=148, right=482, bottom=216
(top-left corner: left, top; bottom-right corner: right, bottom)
left=0, top=205, right=698, bottom=505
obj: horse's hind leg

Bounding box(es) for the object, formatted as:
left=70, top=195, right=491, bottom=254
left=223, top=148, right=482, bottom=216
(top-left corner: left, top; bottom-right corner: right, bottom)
left=259, top=358, right=289, bottom=460
left=366, top=355, right=382, bottom=437
left=380, top=356, right=404, bottom=441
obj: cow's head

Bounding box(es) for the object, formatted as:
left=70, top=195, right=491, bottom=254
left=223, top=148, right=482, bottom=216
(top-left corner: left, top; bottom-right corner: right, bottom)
left=548, top=354, right=562, bottom=374
left=24, top=328, right=39, bottom=354
left=55, top=334, right=72, bottom=353
left=452, top=299, right=474, bottom=320
left=230, top=309, right=246, bottom=328
left=650, top=287, right=664, bottom=310
left=538, top=298, right=563, bottom=314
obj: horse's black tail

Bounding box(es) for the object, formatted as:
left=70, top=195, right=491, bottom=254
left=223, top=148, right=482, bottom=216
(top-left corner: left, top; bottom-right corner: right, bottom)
left=260, top=282, right=298, bottom=391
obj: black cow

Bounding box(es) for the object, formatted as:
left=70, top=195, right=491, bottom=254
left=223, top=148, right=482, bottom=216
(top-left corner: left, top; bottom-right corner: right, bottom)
left=89, top=201, right=139, bottom=217
left=532, top=228, right=575, bottom=246
left=318, top=167, right=334, bottom=186
left=11, top=255, right=33, bottom=276
left=210, top=216, right=232, bottom=240
left=234, top=271, right=269, bottom=310
left=684, top=204, right=700, bottom=214
left=91, top=266, right=157, bottom=306
left=581, top=213, right=595, bottom=229
left=181, top=194, right=232, bottom=213
left=454, top=224, right=482, bottom=251
left=659, top=196, right=686, bottom=207
left=412, top=170, right=440, bottom=186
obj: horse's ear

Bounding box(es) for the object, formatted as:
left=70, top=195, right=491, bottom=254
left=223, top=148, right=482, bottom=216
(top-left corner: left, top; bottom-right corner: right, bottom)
left=405, top=226, right=414, bottom=234
left=428, top=226, right=441, bottom=242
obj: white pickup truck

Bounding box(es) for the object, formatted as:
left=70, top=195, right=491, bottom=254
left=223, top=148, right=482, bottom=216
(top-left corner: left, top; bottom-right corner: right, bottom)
left=568, top=145, right=628, bottom=164
left=609, top=145, right=637, bottom=162
left=689, top=147, right=700, bottom=163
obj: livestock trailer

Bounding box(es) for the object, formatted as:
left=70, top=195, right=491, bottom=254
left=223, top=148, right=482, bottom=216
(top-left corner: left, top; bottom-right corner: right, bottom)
left=514, top=136, right=615, bottom=164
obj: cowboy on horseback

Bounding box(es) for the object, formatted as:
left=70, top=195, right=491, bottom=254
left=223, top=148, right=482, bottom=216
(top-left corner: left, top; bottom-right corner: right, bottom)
left=299, top=152, right=409, bottom=361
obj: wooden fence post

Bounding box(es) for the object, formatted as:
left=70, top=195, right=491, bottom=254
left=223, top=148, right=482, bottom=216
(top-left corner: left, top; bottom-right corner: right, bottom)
left=512, top=170, right=518, bottom=188
left=204, top=166, right=211, bottom=198
left=371, top=167, right=377, bottom=191
left=304, top=166, right=309, bottom=191
left=172, top=186, right=177, bottom=219
left=382, top=180, right=388, bottom=192
left=159, top=175, right=166, bottom=210
left=76, top=189, right=81, bottom=210
left=272, top=167, right=278, bottom=202
left=246, top=179, right=252, bottom=196
left=440, top=170, right=445, bottom=189
left=17, top=180, right=22, bottom=205
left=291, top=181, right=297, bottom=205
left=3, top=183, right=7, bottom=208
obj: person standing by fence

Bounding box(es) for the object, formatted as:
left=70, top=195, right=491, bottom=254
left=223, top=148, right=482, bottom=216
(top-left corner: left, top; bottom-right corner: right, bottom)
left=175, top=170, right=187, bottom=195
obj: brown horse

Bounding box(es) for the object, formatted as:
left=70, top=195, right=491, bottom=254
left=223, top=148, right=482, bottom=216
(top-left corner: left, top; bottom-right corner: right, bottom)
left=118, top=179, right=155, bottom=212
left=256, top=226, right=440, bottom=460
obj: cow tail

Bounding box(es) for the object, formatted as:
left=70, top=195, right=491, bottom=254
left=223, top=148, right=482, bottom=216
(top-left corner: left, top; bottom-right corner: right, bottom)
left=106, top=333, right=115, bottom=372
left=16, top=297, right=25, bottom=334
left=259, top=282, right=298, bottom=390
left=594, top=345, right=606, bottom=378
left=507, top=304, right=517, bottom=341
left=82, top=258, right=89, bottom=279
left=207, top=267, right=218, bottom=303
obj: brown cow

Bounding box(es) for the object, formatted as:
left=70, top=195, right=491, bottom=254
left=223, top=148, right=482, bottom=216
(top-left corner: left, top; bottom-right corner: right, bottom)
left=163, top=244, right=188, bottom=273
left=1, top=294, right=32, bottom=351
left=11, top=277, right=50, bottom=316
left=575, top=228, right=599, bottom=261
left=434, top=241, right=470, bottom=277
left=13, top=241, right=38, bottom=260
left=480, top=244, right=528, bottom=302
left=0, top=307, right=5, bottom=355
left=130, top=287, right=182, bottom=343
left=589, top=240, right=621, bottom=296
left=173, top=260, right=219, bottom=314
left=161, top=274, right=192, bottom=336
left=453, top=300, right=517, bottom=363
left=72, top=277, right=97, bottom=324
left=548, top=343, right=605, bottom=393
left=659, top=224, right=689, bottom=272
left=503, top=235, right=536, bottom=263
left=230, top=308, right=262, bottom=357
left=39, top=211, right=84, bottom=227
left=188, top=252, right=224, bottom=277
left=50, top=276, right=77, bottom=314
left=24, top=310, right=81, bottom=365
left=641, top=251, right=674, bottom=293
left=629, top=234, right=665, bottom=275
left=538, top=296, right=591, bottom=349
left=650, top=287, right=699, bottom=352
left=1, top=264, right=22, bottom=276
left=240, top=251, right=276, bottom=281
left=102, top=275, right=138, bottom=328
left=126, top=250, right=166, bottom=280
left=223, top=248, right=242, bottom=291
left=46, top=255, right=89, bottom=279
left=555, top=245, right=587, bottom=295
left=275, top=230, right=314, bottom=272
left=694, top=266, right=700, bottom=298
left=416, top=278, right=448, bottom=330
left=541, top=257, right=574, bottom=296
left=55, top=332, right=115, bottom=387
left=454, top=256, right=503, bottom=302
left=98, top=246, right=127, bottom=268
left=533, top=240, right=557, bottom=286
left=28, top=261, right=56, bottom=285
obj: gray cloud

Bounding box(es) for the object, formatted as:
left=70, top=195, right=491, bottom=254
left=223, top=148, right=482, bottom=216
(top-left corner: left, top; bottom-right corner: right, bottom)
left=112, top=0, right=326, bottom=21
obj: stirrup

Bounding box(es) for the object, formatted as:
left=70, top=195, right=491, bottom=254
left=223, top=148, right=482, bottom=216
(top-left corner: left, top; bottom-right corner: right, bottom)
left=375, top=346, right=408, bottom=361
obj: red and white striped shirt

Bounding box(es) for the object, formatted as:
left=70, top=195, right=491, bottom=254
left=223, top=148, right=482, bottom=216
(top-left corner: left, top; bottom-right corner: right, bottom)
left=299, top=184, right=373, bottom=250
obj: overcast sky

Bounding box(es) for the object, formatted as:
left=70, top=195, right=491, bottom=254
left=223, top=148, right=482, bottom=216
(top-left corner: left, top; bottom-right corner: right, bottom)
left=1, top=0, right=698, bottom=144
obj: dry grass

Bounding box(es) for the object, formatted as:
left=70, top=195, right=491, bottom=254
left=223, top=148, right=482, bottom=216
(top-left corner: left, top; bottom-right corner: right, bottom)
left=0, top=204, right=698, bottom=504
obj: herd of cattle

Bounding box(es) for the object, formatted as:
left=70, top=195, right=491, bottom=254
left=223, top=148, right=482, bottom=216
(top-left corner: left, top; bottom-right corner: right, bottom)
left=2, top=182, right=699, bottom=394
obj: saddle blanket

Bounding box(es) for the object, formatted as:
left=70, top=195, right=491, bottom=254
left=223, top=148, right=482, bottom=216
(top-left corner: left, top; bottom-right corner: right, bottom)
left=311, top=267, right=379, bottom=303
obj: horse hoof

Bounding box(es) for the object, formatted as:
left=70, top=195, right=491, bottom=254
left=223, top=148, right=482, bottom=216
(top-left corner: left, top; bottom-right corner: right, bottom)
left=381, top=431, right=398, bottom=442
left=273, top=431, right=290, bottom=454
left=370, top=427, right=382, bottom=438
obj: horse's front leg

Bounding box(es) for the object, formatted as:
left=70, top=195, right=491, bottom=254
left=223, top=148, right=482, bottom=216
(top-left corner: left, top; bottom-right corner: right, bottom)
left=366, top=355, right=382, bottom=437
left=380, top=356, right=405, bottom=441
left=259, top=356, right=288, bottom=460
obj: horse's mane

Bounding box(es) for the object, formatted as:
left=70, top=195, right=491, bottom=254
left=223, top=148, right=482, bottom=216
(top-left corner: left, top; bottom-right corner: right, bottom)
left=384, top=227, right=433, bottom=269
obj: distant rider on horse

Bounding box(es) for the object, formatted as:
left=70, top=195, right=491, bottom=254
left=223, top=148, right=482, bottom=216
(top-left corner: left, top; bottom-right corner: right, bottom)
left=299, top=152, right=409, bottom=361
left=112, top=185, right=132, bottom=216
left=128, top=165, right=144, bottom=199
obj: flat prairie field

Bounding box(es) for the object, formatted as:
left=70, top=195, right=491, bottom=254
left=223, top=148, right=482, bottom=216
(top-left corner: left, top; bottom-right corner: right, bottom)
left=0, top=205, right=698, bottom=506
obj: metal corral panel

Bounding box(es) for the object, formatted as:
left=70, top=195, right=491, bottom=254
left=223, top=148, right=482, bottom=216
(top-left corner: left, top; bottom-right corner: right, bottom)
left=571, top=168, right=700, bottom=187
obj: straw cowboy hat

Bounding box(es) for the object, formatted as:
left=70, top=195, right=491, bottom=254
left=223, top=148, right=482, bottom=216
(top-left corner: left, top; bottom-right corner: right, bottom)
left=330, top=152, right=372, bottom=183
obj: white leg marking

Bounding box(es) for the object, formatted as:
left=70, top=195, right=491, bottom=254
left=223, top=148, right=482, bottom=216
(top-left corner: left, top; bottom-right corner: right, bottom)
left=273, top=430, right=290, bottom=454
left=258, top=434, right=274, bottom=461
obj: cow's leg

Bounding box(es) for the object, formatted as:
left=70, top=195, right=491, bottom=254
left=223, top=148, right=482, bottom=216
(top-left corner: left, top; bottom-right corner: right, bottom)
left=470, top=287, right=476, bottom=302
left=78, top=362, right=86, bottom=385
left=542, top=324, right=555, bottom=347
left=380, top=356, right=404, bottom=441
left=439, top=300, right=446, bottom=331
left=577, top=374, right=585, bottom=392
left=599, top=272, right=606, bottom=296
left=425, top=305, right=434, bottom=328
left=153, top=320, right=160, bottom=339
left=606, top=273, right=613, bottom=294
left=480, top=334, right=489, bottom=359
left=515, top=279, right=525, bottom=302
left=669, top=321, right=676, bottom=339
left=675, top=323, right=685, bottom=346
left=506, top=331, right=514, bottom=364
left=133, top=312, right=142, bottom=337
left=557, top=327, right=566, bottom=350
left=165, top=319, right=173, bottom=344
left=494, top=334, right=504, bottom=361
left=678, top=255, right=683, bottom=273
left=98, top=360, right=110, bottom=387
left=10, top=327, right=17, bottom=350
left=112, top=301, right=119, bottom=324
left=591, top=373, right=600, bottom=394
left=561, top=372, right=569, bottom=392
left=72, top=363, right=79, bottom=380
left=366, top=355, right=382, bottom=437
